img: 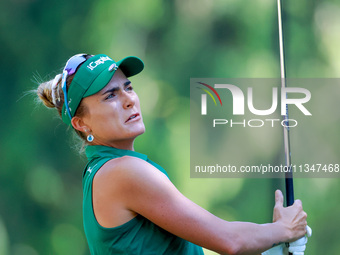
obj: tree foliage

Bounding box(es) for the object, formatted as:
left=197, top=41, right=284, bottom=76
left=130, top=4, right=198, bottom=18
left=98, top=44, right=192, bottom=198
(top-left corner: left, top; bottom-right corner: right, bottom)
left=0, top=0, right=339, bottom=254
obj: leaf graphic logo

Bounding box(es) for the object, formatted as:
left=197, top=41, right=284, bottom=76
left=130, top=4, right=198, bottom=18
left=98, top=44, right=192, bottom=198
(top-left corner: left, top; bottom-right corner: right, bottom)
left=197, top=82, right=222, bottom=115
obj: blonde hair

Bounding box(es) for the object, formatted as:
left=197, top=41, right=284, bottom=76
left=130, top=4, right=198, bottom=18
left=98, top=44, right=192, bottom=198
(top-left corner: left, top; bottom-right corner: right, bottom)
left=36, top=55, right=92, bottom=142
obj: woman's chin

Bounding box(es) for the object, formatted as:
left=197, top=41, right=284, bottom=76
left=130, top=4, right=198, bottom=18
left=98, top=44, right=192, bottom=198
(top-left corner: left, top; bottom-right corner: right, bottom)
left=134, top=126, right=146, bottom=137
left=127, top=125, right=145, bottom=139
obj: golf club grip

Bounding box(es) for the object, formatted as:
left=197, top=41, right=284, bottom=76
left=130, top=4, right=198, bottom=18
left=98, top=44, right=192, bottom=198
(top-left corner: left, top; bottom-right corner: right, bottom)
left=285, top=174, right=294, bottom=255
left=285, top=175, right=294, bottom=206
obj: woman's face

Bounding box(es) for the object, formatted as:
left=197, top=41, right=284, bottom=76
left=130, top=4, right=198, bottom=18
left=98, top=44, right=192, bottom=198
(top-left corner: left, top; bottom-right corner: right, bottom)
left=80, top=69, right=145, bottom=148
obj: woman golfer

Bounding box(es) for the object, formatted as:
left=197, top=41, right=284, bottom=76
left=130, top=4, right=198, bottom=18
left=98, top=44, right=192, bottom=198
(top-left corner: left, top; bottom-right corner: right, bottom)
left=37, top=53, right=309, bottom=255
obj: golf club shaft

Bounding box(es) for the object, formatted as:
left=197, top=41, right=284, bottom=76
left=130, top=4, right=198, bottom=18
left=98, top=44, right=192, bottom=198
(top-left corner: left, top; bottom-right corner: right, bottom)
left=277, top=0, right=294, bottom=207
left=277, top=1, right=295, bottom=253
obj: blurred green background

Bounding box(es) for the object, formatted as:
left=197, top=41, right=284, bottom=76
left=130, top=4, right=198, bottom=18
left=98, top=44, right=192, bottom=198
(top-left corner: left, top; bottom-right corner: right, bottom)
left=1, top=0, right=339, bottom=254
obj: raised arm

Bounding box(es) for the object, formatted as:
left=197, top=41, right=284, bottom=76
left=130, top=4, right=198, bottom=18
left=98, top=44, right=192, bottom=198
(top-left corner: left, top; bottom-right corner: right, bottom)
left=93, top=156, right=307, bottom=255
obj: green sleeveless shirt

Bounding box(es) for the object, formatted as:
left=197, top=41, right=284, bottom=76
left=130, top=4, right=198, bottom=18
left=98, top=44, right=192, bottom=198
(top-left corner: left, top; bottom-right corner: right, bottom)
left=83, top=145, right=204, bottom=255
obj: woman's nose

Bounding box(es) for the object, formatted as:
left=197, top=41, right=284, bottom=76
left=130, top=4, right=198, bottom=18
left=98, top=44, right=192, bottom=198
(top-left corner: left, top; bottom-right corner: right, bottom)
left=122, top=91, right=135, bottom=109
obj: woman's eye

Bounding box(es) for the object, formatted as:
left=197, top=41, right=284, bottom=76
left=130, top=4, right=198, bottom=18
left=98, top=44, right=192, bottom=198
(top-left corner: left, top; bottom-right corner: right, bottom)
left=106, top=93, right=115, bottom=100
left=126, top=86, right=133, bottom=91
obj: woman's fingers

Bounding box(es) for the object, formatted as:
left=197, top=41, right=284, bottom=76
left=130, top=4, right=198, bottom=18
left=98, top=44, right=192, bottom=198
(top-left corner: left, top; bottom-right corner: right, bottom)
left=273, top=191, right=309, bottom=242
left=274, top=190, right=284, bottom=208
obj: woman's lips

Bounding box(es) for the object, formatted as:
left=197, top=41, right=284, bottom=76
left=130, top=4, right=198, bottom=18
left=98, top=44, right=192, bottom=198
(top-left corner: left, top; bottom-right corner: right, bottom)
left=125, top=113, right=140, bottom=123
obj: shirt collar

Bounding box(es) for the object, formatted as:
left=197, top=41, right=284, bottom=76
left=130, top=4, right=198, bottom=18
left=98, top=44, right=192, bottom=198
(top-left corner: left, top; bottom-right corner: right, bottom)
left=85, top=145, right=148, bottom=162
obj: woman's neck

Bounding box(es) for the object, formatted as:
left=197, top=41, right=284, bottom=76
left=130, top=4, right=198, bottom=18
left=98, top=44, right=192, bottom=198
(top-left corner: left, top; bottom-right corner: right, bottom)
left=92, top=138, right=135, bottom=151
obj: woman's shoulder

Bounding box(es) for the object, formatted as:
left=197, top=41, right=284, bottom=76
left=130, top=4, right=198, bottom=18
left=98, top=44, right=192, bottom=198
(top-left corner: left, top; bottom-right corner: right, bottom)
left=99, top=155, right=151, bottom=174
left=94, top=155, right=168, bottom=188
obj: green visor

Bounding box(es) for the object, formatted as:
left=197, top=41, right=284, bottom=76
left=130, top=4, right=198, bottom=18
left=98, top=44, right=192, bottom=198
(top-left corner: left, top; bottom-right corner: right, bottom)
left=61, top=54, right=144, bottom=126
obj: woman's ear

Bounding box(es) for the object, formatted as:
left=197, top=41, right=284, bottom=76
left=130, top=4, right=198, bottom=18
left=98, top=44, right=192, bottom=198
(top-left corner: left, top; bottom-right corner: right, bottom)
left=71, top=116, right=88, bottom=133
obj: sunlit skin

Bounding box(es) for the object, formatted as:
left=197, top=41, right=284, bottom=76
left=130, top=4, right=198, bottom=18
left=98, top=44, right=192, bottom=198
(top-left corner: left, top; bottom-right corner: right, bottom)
left=71, top=68, right=308, bottom=255
left=72, top=68, right=145, bottom=150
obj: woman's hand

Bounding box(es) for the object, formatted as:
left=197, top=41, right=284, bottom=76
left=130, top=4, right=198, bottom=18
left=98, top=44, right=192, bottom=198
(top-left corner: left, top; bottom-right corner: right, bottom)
left=272, top=190, right=308, bottom=242
left=262, top=226, right=312, bottom=255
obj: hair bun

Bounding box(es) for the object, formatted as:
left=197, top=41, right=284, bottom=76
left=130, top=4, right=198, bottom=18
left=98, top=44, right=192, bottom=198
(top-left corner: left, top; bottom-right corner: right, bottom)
left=37, top=76, right=60, bottom=108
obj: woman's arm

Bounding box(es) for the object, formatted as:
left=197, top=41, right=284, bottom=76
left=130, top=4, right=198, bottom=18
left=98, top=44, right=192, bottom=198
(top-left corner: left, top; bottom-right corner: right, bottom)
left=94, top=156, right=307, bottom=255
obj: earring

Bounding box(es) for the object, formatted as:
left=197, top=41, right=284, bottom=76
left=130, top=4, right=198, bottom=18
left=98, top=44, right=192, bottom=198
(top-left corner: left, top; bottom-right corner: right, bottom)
left=87, top=134, right=94, bottom=142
